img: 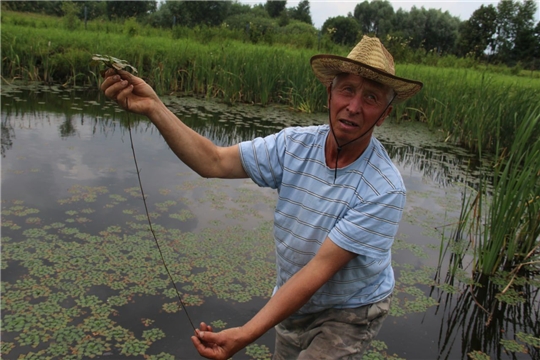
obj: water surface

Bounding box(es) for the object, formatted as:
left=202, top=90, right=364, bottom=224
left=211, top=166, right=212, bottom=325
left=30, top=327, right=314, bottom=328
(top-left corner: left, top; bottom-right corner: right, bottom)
left=1, top=83, right=536, bottom=360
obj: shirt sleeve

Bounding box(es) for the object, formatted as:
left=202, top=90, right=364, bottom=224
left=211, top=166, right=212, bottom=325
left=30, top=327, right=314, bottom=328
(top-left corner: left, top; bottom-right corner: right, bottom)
left=239, top=129, right=287, bottom=189
left=328, top=189, right=405, bottom=259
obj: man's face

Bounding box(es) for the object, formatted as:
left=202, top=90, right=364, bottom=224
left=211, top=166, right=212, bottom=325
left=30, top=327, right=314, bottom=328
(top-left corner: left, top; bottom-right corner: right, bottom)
left=327, top=73, right=393, bottom=145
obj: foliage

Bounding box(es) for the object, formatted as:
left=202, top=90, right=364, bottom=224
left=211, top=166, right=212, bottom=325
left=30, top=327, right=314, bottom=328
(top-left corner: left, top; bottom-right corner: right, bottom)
left=442, top=100, right=539, bottom=272
left=106, top=0, right=157, bottom=20
left=123, top=17, right=141, bottom=37
left=433, top=104, right=540, bottom=356
left=353, top=0, right=394, bottom=39
left=2, top=9, right=540, bottom=154
left=468, top=351, right=491, bottom=360
left=2, top=83, right=539, bottom=360
left=322, top=16, right=361, bottom=46
left=473, top=106, right=540, bottom=276
left=1, top=173, right=278, bottom=358
left=77, top=1, right=108, bottom=21
left=289, top=0, right=312, bottom=25
left=3, top=0, right=539, bottom=70
left=391, top=6, right=460, bottom=55
left=495, top=0, right=538, bottom=66
left=245, top=343, right=272, bottom=359
left=61, top=1, right=80, bottom=31
left=172, top=0, right=232, bottom=28
left=265, top=0, right=287, bottom=18
left=225, top=14, right=278, bottom=44
left=1, top=0, right=64, bottom=16
left=90, top=54, right=139, bottom=74
left=457, top=5, right=498, bottom=58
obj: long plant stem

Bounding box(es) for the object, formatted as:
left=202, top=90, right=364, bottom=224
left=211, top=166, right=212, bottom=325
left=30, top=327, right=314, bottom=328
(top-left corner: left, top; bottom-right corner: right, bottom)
left=126, top=101, right=196, bottom=331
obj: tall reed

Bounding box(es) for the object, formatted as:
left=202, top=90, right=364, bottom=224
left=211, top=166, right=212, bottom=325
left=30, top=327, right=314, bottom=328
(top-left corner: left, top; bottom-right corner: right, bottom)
left=447, top=104, right=540, bottom=278
left=395, top=65, right=540, bottom=154
left=2, top=17, right=539, bottom=154
left=475, top=105, right=539, bottom=276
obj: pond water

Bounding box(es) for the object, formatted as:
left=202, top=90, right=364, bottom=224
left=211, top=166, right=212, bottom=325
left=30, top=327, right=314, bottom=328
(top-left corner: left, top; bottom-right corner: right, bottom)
left=1, top=83, right=537, bottom=360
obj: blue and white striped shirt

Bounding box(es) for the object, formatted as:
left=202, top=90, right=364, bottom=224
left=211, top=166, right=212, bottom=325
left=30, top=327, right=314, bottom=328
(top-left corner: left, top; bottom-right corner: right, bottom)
left=239, top=125, right=405, bottom=315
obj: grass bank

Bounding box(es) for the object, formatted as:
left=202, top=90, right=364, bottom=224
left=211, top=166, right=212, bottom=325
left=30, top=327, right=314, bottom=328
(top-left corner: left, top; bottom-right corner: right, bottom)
left=2, top=12, right=539, bottom=154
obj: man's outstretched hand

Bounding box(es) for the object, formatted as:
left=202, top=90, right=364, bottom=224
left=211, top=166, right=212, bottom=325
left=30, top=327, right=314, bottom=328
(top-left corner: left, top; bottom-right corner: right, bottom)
left=100, top=69, right=162, bottom=117
left=191, top=322, right=249, bottom=360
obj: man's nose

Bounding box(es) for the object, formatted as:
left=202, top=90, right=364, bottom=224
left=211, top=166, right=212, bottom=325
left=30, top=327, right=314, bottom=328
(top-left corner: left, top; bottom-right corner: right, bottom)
left=346, top=95, right=363, bottom=115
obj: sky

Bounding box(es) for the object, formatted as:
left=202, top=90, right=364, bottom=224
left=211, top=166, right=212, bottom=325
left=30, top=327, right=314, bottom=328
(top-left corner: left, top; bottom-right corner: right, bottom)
left=239, top=1, right=540, bottom=29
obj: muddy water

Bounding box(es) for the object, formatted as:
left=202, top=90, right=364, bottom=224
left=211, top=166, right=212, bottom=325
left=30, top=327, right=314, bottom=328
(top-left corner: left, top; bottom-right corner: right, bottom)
left=1, top=83, right=536, bottom=360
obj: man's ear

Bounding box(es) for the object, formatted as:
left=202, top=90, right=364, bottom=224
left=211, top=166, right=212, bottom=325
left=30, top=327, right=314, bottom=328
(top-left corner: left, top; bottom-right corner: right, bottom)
left=377, top=106, right=393, bottom=126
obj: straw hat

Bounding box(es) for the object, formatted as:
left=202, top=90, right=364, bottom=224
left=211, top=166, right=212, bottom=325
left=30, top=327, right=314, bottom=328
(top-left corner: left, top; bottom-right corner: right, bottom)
left=311, top=35, right=423, bottom=103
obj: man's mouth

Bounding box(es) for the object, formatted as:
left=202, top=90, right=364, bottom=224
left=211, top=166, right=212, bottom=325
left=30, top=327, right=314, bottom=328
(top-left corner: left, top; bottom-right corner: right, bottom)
left=339, top=119, right=358, bottom=127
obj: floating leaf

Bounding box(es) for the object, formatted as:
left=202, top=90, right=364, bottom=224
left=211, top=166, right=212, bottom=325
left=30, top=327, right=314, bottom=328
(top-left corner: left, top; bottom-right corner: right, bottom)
left=91, top=54, right=138, bottom=75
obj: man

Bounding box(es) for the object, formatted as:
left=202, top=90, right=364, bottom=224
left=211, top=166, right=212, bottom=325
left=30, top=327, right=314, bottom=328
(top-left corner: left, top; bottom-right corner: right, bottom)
left=101, top=35, right=423, bottom=359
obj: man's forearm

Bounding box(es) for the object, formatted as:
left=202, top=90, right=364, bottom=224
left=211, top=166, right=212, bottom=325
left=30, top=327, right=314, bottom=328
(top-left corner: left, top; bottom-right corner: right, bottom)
left=239, top=238, right=357, bottom=345
left=147, top=103, right=246, bottom=179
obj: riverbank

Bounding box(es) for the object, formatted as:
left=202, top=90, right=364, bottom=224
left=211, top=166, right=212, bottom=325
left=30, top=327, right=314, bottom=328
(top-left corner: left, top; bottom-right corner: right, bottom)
left=2, top=10, right=539, bottom=154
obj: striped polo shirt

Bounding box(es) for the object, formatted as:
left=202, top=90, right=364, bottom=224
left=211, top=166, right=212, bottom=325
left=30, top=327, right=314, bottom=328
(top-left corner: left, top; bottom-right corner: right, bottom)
left=239, top=125, right=405, bottom=315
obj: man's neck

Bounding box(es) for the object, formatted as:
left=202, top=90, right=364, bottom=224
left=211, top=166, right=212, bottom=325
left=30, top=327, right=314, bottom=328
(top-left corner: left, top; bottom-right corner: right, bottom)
left=325, top=131, right=371, bottom=169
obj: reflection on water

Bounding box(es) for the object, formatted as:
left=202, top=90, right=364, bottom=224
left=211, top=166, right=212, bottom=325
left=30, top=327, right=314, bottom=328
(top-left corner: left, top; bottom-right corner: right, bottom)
left=433, top=274, right=539, bottom=360
left=1, top=115, right=15, bottom=156
left=1, top=83, right=537, bottom=360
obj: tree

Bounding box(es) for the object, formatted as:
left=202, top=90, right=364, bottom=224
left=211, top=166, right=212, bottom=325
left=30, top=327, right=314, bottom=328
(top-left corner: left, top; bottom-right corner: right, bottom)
left=180, top=0, right=231, bottom=27
left=493, top=0, right=520, bottom=60
left=393, top=6, right=427, bottom=49
left=290, top=0, right=312, bottom=25
left=228, top=1, right=252, bottom=17
left=2, top=0, right=64, bottom=16
left=390, top=8, right=409, bottom=38
left=106, top=0, right=156, bottom=20
left=512, top=0, right=538, bottom=65
left=322, top=16, right=361, bottom=46
left=492, top=0, right=538, bottom=65
left=533, top=21, right=540, bottom=69
left=423, top=9, right=459, bottom=54
left=77, top=1, right=107, bottom=21
left=456, top=4, right=497, bottom=58
left=265, top=0, right=286, bottom=18
left=62, top=1, right=80, bottom=30
left=152, top=0, right=231, bottom=28
left=353, top=0, right=394, bottom=38
left=391, top=6, right=459, bottom=53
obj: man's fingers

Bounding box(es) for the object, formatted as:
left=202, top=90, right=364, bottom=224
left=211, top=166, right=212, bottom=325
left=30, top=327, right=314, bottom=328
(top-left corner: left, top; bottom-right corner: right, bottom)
left=103, top=79, right=130, bottom=102
left=192, top=333, right=220, bottom=358
left=196, top=329, right=221, bottom=345
left=198, top=322, right=213, bottom=332
left=100, top=75, right=116, bottom=92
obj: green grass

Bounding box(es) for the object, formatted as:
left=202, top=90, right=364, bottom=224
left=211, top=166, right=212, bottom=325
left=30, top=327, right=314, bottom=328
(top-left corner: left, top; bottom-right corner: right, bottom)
left=2, top=10, right=540, bottom=156
left=441, top=105, right=540, bottom=284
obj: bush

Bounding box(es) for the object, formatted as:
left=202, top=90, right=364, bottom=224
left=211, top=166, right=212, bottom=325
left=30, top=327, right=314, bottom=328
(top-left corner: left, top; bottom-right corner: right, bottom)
left=62, top=1, right=79, bottom=31
left=123, top=17, right=140, bottom=37
left=224, top=14, right=277, bottom=44
left=277, top=21, right=316, bottom=36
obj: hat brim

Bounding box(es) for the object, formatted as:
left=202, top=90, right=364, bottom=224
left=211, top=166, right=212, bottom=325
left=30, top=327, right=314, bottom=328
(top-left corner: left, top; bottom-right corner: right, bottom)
left=311, top=54, right=423, bottom=103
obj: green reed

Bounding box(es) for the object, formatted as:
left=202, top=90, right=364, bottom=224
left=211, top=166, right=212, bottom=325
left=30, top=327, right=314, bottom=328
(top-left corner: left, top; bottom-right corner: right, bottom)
left=2, top=16, right=539, bottom=153
left=400, top=66, right=540, bottom=154
left=477, top=105, right=539, bottom=276
left=445, top=105, right=540, bottom=278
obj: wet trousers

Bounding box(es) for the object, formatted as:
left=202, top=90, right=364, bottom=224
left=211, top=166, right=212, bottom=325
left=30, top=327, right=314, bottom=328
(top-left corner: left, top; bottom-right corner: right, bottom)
left=273, top=295, right=392, bottom=359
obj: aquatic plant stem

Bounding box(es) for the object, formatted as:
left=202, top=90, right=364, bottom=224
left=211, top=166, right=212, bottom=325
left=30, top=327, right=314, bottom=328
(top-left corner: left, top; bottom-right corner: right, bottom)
left=125, top=99, right=196, bottom=331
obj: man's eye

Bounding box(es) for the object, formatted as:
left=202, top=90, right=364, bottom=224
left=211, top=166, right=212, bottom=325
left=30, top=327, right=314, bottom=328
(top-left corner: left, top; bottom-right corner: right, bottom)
left=364, top=94, right=378, bottom=103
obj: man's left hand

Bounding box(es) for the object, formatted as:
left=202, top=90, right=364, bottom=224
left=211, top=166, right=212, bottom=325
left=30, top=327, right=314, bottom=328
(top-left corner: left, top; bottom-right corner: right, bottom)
left=191, top=322, right=247, bottom=360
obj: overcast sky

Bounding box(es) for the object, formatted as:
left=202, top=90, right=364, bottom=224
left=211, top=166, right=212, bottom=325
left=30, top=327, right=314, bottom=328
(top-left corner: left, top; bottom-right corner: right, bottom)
left=239, top=1, right=540, bottom=29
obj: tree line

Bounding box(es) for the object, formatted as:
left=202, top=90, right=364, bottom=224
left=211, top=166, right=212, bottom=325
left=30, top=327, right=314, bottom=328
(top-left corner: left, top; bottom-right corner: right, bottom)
left=2, top=0, right=539, bottom=70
